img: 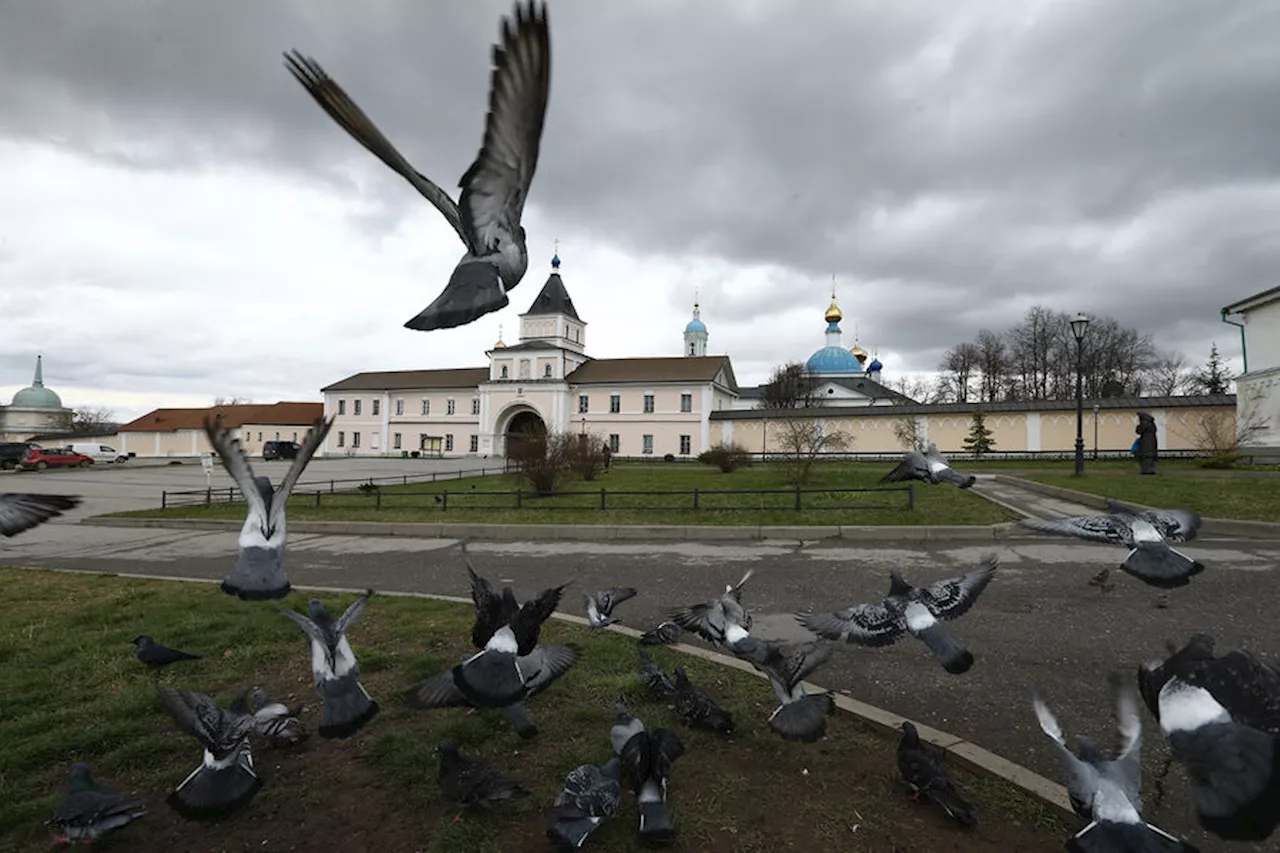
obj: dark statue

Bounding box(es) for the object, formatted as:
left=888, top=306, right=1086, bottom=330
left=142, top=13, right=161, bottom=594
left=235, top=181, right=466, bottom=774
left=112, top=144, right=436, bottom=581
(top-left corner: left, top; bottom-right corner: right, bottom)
left=1135, top=411, right=1158, bottom=475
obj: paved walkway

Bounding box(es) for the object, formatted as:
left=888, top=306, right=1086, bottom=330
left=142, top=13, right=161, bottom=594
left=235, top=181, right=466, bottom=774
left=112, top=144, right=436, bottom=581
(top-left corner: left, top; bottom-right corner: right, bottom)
left=970, top=475, right=1102, bottom=520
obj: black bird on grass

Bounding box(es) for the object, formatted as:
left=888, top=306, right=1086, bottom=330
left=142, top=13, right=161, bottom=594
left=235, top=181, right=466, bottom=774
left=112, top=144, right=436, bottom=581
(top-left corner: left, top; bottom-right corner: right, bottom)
left=671, top=666, right=734, bottom=733
left=437, top=739, right=530, bottom=824
left=880, top=444, right=976, bottom=489
left=1, top=493, right=81, bottom=537
left=132, top=635, right=201, bottom=671
left=47, top=763, right=147, bottom=846
left=897, top=721, right=977, bottom=828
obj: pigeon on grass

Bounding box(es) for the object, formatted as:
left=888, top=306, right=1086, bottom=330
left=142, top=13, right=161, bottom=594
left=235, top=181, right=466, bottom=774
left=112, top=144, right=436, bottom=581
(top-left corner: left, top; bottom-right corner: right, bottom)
left=636, top=647, right=677, bottom=698
left=546, top=758, right=623, bottom=851
left=1137, top=633, right=1280, bottom=841
left=638, top=620, right=682, bottom=646
left=668, top=568, right=755, bottom=648
left=671, top=666, right=734, bottom=733
left=280, top=589, right=379, bottom=739
left=156, top=685, right=262, bottom=820
left=247, top=688, right=308, bottom=747
left=610, top=703, right=685, bottom=844
left=436, top=739, right=530, bottom=824
left=132, top=635, right=201, bottom=671
left=283, top=1, right=553, bottom=333
left=1033, top=674, right=1198, bottom=852
left=897, top=721, right=977, bottom=827
left=728, top=632, right=835, bottom=742
left=880, top=444, right=976, bottom=489
left=584, top=586, right=637, bottom=628
left=1, top=493, right=81, bottom=537
left=203, top=414, right=333, bottom=600
left=799, top=555, right=998, bottom=675
left=47, top=763, right=147, bottom=845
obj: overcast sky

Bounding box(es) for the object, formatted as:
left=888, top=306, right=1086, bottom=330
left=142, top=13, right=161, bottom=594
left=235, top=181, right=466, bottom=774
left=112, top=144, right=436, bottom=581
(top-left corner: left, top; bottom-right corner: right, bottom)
left=2, top=0, right=1276, bottom=421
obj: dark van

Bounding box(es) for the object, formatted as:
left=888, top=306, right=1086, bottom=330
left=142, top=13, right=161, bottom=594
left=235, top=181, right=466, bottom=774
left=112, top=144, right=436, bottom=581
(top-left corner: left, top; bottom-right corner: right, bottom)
left=262, top=441, right=301, bottom=461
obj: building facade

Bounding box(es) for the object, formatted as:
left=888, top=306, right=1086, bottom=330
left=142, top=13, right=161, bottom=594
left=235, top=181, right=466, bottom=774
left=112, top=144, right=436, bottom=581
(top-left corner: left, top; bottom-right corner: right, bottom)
left=110, top=402, right=325, bottom=457
left=1222, top=286, right=1280, bottom=460
left=0, top=355, right=75, bottom=443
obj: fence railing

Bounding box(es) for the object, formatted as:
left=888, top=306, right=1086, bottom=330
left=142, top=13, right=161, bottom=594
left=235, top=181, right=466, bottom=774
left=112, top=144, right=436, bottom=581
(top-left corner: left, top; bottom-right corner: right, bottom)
left=609, top=448, right=1204, bottom=464
left=161, top=465, right=503, bottom=509
left=161, top=483, right=915, bottom=513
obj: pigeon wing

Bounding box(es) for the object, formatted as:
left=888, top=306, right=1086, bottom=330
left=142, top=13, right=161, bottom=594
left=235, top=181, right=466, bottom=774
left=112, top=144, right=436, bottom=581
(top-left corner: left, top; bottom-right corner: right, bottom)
left=1138, top=508, right=1202, bottom=543
left=669, top=599, right=727, bottom=644
left=0, top=493, right=81, bottom=537
left=1019, top=514, right=1131, bottom=544
left=335, top=588, right=373, bottom=636
left=597, top=586, right=638, bottom=614
left=880, top=451, right=929, bottom=483
left=1108, top=673, right=1144, bottom=807
left=1032, top=690, right=1098, bottom=817
left=783, top=641, right=832, bottom=690
left=1185, top=650, right=1280, bottom=734
left=404, top=669, right=470, bottom=709
left=279, top=607, right=335, bottom=679
left=518, top=643, right=580, bottom=698
left=456, top=1, right=552, bottom=255
left=798, top=601, right=905, bottom=647
left=204, top=417, right=270, bottom=530
left=466, top=562, right=510, bottom=649
left=270, top=416, right=334, bottom=524
left=915, top=555, right=999, bottom=621
left=156, top=685, right=224, bottom=752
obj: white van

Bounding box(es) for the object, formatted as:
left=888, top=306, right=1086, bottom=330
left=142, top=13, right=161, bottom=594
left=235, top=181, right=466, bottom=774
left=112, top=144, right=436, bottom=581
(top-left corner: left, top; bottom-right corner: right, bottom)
left=69, top=443, right=129, bottom=464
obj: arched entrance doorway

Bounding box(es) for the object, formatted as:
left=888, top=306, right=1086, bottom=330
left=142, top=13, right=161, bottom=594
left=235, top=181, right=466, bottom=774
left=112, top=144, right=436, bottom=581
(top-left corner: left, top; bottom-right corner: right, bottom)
left=503, top=409, right=547, bottom=458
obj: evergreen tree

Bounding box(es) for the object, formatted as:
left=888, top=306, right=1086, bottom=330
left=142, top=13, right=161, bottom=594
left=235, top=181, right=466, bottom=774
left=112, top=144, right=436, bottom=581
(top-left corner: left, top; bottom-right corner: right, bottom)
left=1192, top=343, right=1232, bottom=395
left=963, top=408, right=996, bottom=456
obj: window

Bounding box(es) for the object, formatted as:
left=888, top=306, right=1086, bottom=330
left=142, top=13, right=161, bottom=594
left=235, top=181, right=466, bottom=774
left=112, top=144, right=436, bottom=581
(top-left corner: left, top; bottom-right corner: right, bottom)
left=337, top=431, right=345, bottom=448
left=447, top=399, right=456, bottom=415
left=292, top=432, right=298, bottom=442
left=680, top=435, right=691, bottom=455
left=421, top=399, right=430, bottom=416
left=520, top=359, right=531, bottom=379
left=471, top=398, right=480, bottom=415
left=543, top=364, right=552, bottom=378
left=370, top=432, right=379, bottom=450
left=393, top=433, right=402, bottom=450
left=257, top=432, right=262, bottom=441
left=338, top=399, right=346, bottom=415
left=578, top=395, right=589, bottom=413
left=395, top=398, right=404, bottom=416
left=690, top=343, right=695, bottom=355
left=352, top=432, right=360, bottom=448
left=501, top=365, right=509, bottom=378
left=609, top=394, right=620, bottom=413
left=445, top=434, right=454, bottom=452
left=643, top=394, right=655, bottom=413
left=609, top=434, right=619, bottom=453
left=680, top=393, right=692, bottom=413
left=642, top=434, right=653, bottom=455
left=372, top=399, right=380, bottom=416
left=469, top=435, right=479, bottom=453
left=353, top=400, right=362, bottom=416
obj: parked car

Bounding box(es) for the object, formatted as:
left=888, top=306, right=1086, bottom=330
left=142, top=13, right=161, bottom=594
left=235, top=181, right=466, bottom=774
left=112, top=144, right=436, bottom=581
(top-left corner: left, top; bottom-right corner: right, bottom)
left=20, top=447, right=94, bottom=470
left=0, top=442, right=36, bottom=470
left=68, top=443, right=129, bottom=464
left=262, top=440, right=301, bottom=461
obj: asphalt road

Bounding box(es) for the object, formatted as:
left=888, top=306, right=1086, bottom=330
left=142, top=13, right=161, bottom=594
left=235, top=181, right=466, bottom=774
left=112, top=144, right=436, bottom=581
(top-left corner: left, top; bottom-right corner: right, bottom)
left=5, top=519, right=1279, bottom=851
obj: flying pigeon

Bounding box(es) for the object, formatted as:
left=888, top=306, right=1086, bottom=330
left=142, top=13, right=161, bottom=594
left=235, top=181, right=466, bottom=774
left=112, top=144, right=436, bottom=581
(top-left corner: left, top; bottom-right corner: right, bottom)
left=636, top=647, right=677, bottom=698
left=47, top=763, right=147, bottom=845
left=671, top=666, right=734, bottom=733
left=638, top=620, right=682, bottom=646
left=880, top=444, right=976, bottom=489
left=668, top=568, right=755, bottom=648
left=155, top=685, right=262, bottom=819
left=203, top=414, right=334, bottom=600
left=1019, top=503, right=1205, bottom=590
left=1137, top=633, right=1280, bottom=841
left=610, top=703, right=685, bottom=844
left=436, top=739, right=530, bottom=823
left=897, top=721, right=977, bottom=827
left=280, top=589, right=380, bottom=739
left=247, top=688, right=309, bottom=747
left=1033, top=674, right=1198, bottom=852
left=1, top=492, right=81, bottom=537
left=798, top=555, right=998, bottom=675
left=131, top=635, right=201, bottom=670
left=584, top=587, right=637, bottom=629
left=283, top=1, right=552, bottom=333
left=546, top=758, right=623, bottom=852
left=728, top=633, right=835, bottom=742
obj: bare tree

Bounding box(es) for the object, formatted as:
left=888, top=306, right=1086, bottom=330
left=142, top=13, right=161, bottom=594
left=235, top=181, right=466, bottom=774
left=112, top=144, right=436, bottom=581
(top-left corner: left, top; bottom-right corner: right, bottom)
left=892, top=415, right=926, bottom=451
left=1008, top=306, right=1058, bottom=400
left=508, top=430, right=577, bottom=495
left=888, top=375, right=937, bottom=404
left=70, top=406, right=118, bottom=433
left=776, top=418, right=851, bottom=485
left=1176, top=408, right=1270, bottom=458
left=758, top=362, right=817, bottom=409
left=1144, top=351, right=1193, bottom=397
left=974, top=328, right=1009, bottom=402
left=212, top=396, right=254, bottom=406
left=569, top=432, right=608, bottom=482
left=937, top=342, right=980, bottom=403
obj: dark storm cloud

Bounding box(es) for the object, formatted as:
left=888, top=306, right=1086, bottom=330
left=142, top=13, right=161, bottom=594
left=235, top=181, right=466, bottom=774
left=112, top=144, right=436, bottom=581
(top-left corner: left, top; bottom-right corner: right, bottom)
left=2, top=0, right=1278, bottom=371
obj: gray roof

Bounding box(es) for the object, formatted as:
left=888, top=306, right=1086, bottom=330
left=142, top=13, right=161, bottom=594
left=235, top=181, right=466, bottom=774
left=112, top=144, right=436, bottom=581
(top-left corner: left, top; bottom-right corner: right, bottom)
left=567, top=356, right=738, bottom=390
left=523, top=272, right=581, bottom=320
left=321, top=368, right=489, bottom=392
left=486, top=341, right=565, bottom=353
left=1223, top=285, right=1280, bottom=315
left=740, top=375, right=911, bottom=403
left=711, top=394, right=1238, bottom=421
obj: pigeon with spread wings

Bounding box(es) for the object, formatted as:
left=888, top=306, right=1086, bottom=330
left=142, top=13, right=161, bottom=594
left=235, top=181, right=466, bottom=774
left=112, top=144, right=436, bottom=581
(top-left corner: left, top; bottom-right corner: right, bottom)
left=1, top=492, right=81, bottom=537
left=668, top=568, right=755, bottom=648
left=798, top=555, right=998, bottom=675
left=283, top=1, right=552, bottom=332
left=155, top=685, right=262, bottom=819
left=203, top=414, right=333, bottom=600
left=279, top=590, right=380, bottom=739
left=880, top=444, right=976, bottom=489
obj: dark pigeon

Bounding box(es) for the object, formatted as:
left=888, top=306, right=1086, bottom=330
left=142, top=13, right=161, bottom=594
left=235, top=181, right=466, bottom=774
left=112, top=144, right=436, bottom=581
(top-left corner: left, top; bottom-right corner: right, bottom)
left=798, top=555, right=998, bottom=674
left=668, top=568, right=754, bottom=648
left=729, top=633, right=835, bottom=742
left=156, top=685, right=262, bottom=819
left=880, top=444, right=976, bottom=489
left=897, top=721, right=977, bottom=827
left=0, top=493, right=81, bottom=537
left=437, top=739, right=530, bottom=823
left=585, top=587, right=637, bottom=628
left=132, top=635, right=201, bottom=670
left=637, top=647, right=677, bottom=698
left=283, top=1, right=553, bottom=333
left=610, top=703, right=685, bottom=844
left=546, top=758, right=623, bottom=851
left=247, top=688, right=308, bottom=747
left=47, top=763, right=147, bottom=845
left=671, top=666, right=734, bottom=733
left=204, top=415, right=333, bottom=600
left=638, top=620, right=682, bottom=646
left=280, top=590, right=379, bottom=738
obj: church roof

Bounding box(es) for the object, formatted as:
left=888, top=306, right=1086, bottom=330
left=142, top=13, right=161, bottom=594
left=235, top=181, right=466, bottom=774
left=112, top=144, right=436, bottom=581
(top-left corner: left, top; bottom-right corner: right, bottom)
left=322, top=368, right=489, bottom=392
left=523, top=271, right=581, bottom=320
left=118, top=402, right=324, bottom=432
left=10, top=355, right=64, bottom=409
left=567, top=356, right=737, bottom=390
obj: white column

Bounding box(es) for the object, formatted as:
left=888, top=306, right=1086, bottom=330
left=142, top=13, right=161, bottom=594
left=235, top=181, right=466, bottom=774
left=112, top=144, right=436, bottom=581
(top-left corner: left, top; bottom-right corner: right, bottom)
left=700, top=387, right=712, bottom=451
left=1025, top=412, right=1042, bottom=452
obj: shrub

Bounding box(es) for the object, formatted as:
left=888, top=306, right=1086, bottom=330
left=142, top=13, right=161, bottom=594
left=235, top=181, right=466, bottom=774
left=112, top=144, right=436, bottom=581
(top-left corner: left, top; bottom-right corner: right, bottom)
left=697, top=442, right=753, bottom=473
left=663, top=453, right=675, bottom=462
left=1198, top=453, right=1240, bottom=469
left=509, top=430, right=576, bottom=495
left=569, top=434, right=608, bottom=482
left=410, top=450, right=420, bottom=459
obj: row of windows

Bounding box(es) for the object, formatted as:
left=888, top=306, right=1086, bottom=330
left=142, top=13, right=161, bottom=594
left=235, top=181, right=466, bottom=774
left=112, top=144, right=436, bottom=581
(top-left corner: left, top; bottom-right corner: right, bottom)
left=606, top=433, right=692, bottom=455
left=335, top=398, right=480, bottom=417
left=249, top=431, right=301, bottom=442
left=579, top=393, right=693, bottom=414
left=332, top=431, right=694, bottom=457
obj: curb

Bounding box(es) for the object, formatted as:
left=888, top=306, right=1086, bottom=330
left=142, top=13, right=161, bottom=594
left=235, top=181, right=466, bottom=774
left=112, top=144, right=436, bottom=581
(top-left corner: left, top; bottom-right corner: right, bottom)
left=82, top=515, right=1028, bottom=543
left=994, top=475, right=1280, bottom=539
left=13, top=563, right=1075, bottom=821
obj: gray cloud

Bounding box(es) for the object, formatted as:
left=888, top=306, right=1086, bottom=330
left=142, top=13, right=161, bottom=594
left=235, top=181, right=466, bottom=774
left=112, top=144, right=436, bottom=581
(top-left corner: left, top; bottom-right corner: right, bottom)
left=2, top=0, right=1277, bottom=386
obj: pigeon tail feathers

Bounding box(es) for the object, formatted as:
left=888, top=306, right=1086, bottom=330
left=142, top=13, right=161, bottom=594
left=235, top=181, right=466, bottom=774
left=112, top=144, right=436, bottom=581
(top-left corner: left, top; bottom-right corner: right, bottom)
left=500, top=701, right=539, bottom=739
left=637, top=800, right=677, bottom=844
left=453, top=650, right=526, bottom=707
left=546, top=814, right=604, bottom=851
left=1121, top=543, right=1205, bottom=589
left=316, top=671, right=379, bottom=739
left=925, top=785, right=978, bottom=828
left=221, top=547, right=290, bottom=601
left=165, top=752, right=262, bottom=820
left=1066, top=820, right=1201, bottom=853
left=917, top=624, right=974, bottom=674
left=767, top=692, right=834, bottom=742
left=404, top=258, right=510, bottom=332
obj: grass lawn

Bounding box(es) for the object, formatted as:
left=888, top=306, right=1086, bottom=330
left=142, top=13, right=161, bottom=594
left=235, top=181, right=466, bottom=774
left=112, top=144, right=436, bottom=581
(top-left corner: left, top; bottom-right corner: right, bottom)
left=0, top=568, right=1069, bottom=852
left=115, top=463, right=1020, bottom=527
left=1022, top=473, right=1280, bottom=523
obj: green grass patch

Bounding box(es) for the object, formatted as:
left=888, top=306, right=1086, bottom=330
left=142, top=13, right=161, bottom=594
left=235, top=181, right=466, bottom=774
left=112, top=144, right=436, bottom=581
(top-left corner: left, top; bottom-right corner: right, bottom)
left=0, top=568, right=1069, bottom=852
left=1023, top=472, right=1280, bottom=522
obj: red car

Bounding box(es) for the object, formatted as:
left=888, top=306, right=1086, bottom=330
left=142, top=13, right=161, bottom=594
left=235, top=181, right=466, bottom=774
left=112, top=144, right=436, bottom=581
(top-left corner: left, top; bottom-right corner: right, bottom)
left=20, top=447, right=94, bottom=470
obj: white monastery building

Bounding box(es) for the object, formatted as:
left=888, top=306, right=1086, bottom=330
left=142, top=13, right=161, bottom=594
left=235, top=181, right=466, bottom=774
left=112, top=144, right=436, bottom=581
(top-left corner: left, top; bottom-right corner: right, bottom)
left=1222, top=285, right=1280, bottom=461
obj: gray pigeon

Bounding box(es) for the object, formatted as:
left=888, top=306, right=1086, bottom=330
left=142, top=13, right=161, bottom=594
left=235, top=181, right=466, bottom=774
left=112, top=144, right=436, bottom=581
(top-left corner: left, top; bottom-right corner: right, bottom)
left=668, top=568, right=755, bottom=648
left=636, top=647, right=677, bottom=698
left=1, top=492, right=81, bottom=537
left=279, top=590, right=379, bottom=739
left=610, top=703, right=685, bottom=844
left=283, top=1, right=552, bottom=333
left=638, top=620, right=682, bottom=646
left=880, top=444, right=976, bottom=489
left=897, top=721, right=976, bottom=827
left=437, top=739, right=530, bottom=823
left=1138, top=634, right=1280, bottom=842
left=671, top=666, right=734, bottom=733
left=1019, top=503, right=1204, bottom=590
left=132, top=634, right=201, bottom=670
left=585, top=587, right=637, bottom=629
left=47, top=763, right=147, bottom=844
left=798, top=556, right=998, bottom=675
left=546, top=758, right=623, bottom=851
left=156, top=685, right=262, bottom=819
left=1034, top=674, right=1197, bottom=852
left=248, top=688, right=308, bottom=747
left=729, top=634, right=835, bottom=742
left=204, top=415, right=333, bottom=600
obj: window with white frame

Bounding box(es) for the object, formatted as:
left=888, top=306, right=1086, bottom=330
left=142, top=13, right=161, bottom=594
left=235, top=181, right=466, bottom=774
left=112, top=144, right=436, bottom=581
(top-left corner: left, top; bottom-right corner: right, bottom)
left=469, top=435, right=478, bottom=453
left=372, top=399, right=380, bottom=416
left=471, top=398, right=480, bottom=415
left=447, top=399, right=456, bottom=415
left=395, top=398, right=404, bottom=416
left=422, top=399, right=430, bottom=416
left=680, top=435, right=691, bottom=455
left=337, top=431, right=345, bottom=447
left=445, top=434, right=454, bottom=452
left=609, top=394, right=620, bottom=413
left=680, top=393, right=692, bottom=413
left=393, top=433, right=402, bottom=449
left=609, top=434, right=619, bottom=453
left=578, top=395, right=589, bottom=413
left=642, top=434, right=653, bottom=454
left=338, top=399, right=346, bottom=415
left=353, top=400, right=362, bottom=416
left=643, top=394, right=654, bottom=413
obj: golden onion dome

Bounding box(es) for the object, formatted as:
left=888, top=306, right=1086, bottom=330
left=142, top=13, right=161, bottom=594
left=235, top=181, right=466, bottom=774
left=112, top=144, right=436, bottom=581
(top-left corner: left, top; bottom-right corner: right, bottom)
left=824, top=298, right=843, bottom=324
left=493, top=340, right=506, bottom=349
left=850, top=344, right=868, bottom=362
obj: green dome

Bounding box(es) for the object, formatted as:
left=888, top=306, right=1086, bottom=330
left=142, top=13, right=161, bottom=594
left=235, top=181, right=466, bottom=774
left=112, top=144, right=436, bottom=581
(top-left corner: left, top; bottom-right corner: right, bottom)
left=12, top=384, right=62, bottom=408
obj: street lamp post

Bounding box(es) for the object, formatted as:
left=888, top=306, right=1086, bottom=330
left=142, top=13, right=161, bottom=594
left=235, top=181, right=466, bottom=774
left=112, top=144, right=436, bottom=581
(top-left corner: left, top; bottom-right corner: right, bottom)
left=1092, top=403, right=1100, bottom=460
left=1070, top=314, right=1091, bottom=476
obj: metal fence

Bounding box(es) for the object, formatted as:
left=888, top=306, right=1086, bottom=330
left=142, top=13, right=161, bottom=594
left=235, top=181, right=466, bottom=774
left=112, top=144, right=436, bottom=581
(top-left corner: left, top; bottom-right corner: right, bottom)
left=609, top=448, right=1203, bottom=464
